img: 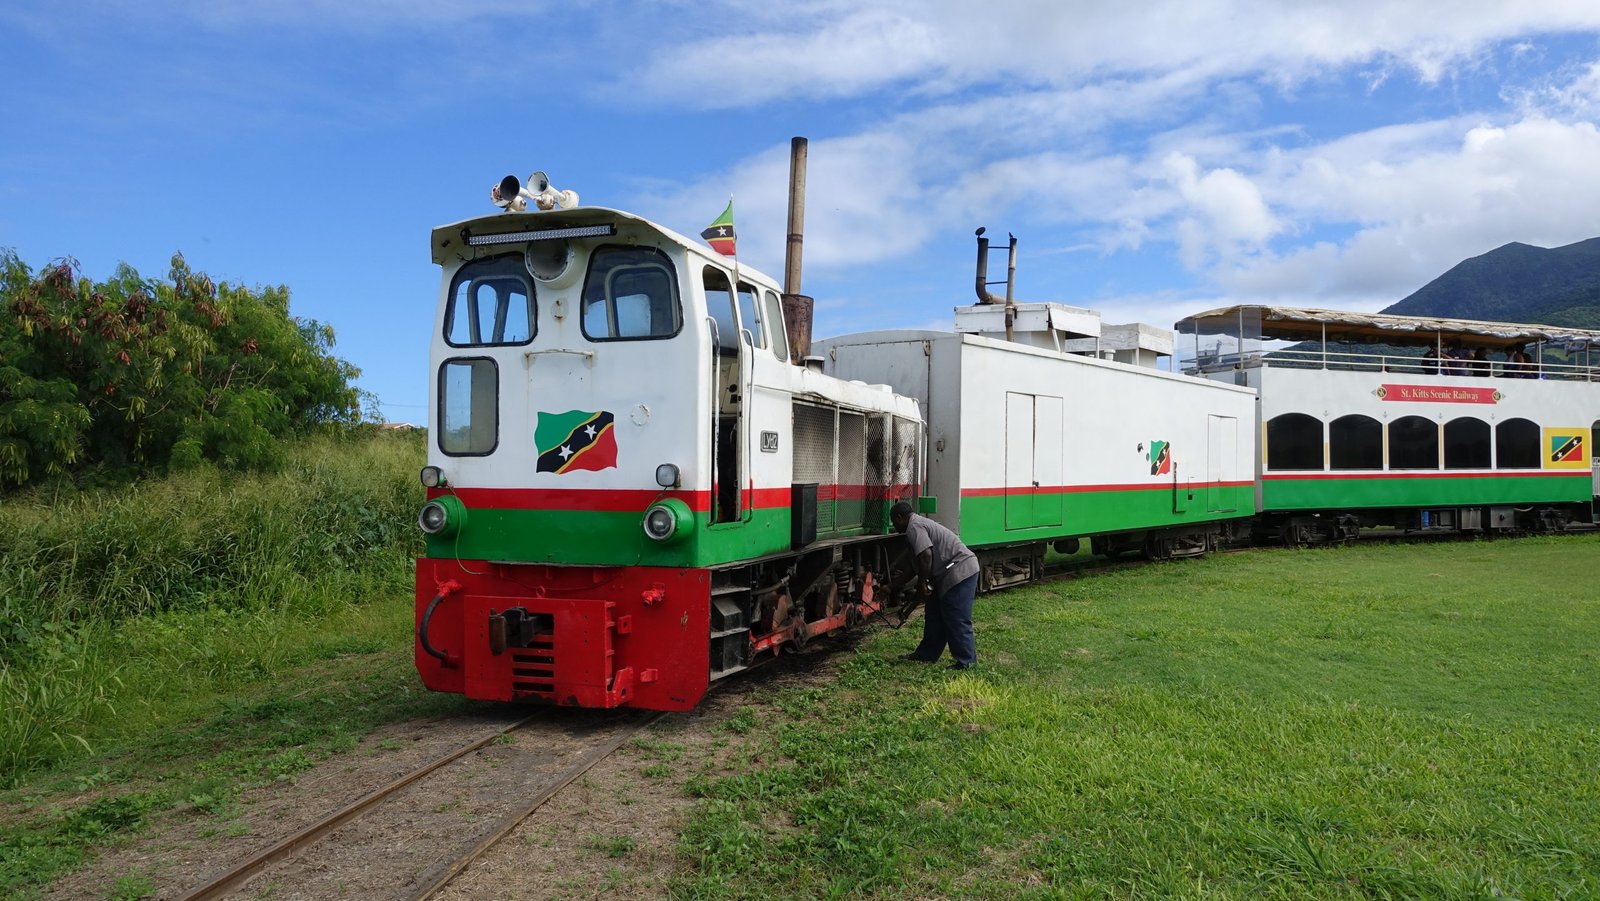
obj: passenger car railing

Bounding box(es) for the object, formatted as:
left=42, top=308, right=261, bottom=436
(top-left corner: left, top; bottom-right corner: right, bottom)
left=1192, top=347, right=1598, bottom=381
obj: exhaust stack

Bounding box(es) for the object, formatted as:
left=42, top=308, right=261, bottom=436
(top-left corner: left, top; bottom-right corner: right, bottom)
left=781, top=136, right=813, bottom=363
left=975, top=228, right=1020, bottom=341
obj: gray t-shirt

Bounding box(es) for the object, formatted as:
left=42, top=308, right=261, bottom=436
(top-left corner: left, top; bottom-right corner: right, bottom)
left=904, top=513, right=980, bottom=595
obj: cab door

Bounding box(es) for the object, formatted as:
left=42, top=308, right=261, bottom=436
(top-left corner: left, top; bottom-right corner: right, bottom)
left=702, top=267, right=748, bottom=524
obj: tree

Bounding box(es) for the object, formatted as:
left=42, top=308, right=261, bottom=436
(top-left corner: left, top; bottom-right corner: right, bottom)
left=0, top=250, right=368, bottom=488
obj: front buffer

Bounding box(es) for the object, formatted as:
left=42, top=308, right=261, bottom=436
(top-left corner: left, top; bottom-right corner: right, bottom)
left=415, top=559, right=711, bottom=711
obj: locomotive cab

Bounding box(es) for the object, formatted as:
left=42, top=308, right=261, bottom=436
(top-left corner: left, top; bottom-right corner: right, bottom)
left=415, top=190, right=922, bottom=711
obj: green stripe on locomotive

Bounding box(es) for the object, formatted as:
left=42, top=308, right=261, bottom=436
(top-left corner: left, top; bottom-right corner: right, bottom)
left=422, top=501, right=880, bottom=568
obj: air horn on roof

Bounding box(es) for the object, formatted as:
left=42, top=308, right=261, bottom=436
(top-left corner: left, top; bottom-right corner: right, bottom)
left=490, top=171, right=579, bottom=212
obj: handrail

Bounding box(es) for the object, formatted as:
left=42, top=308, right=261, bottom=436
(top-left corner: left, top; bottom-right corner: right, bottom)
left=706, top=316, right=722, bottom=523
left=739, top=327, right=756, bottom=522
left=1188, top=347, right=1598, bottom=382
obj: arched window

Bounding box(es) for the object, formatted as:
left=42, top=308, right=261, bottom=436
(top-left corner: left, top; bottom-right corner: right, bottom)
left=1496, top=418, right=1541, bottom=469
left=1389, top=416, right=1438, bottom=470
left=1266, top=413, right=1323, bottom=471
left=1444, top=417, right=1490, bottom=469
left=1329, top=414, right=1382, bottom=470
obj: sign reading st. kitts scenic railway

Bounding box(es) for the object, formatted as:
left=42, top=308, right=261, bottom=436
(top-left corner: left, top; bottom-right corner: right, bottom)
left=1375, top=384, right=1502, bottom=404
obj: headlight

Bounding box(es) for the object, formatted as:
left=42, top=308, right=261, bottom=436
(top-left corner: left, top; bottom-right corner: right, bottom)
left=420, top=466, right=443, bottom=488
left=642, top=499, right=692, bottom=543
left=418, top=496, right=467, bottom=537
left=654, top=463, right=680, bottom=488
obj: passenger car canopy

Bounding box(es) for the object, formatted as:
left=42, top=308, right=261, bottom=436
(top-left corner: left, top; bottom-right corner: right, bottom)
left=1174, top=304, right=1600, bottom=350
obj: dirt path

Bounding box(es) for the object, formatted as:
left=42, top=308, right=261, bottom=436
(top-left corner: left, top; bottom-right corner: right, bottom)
left=45, top=644, right=852, bottom=900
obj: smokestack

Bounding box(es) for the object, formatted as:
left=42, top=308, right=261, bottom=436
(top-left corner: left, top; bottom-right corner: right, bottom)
left=975, top=228, right=1020, bottom=340
left=781, top=136, right=813, bottom=363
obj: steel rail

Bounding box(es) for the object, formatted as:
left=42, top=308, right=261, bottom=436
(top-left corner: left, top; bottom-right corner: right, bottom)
left=409, top=710, right=670, bottom=900
left=176, top=714, right=539, bottom=901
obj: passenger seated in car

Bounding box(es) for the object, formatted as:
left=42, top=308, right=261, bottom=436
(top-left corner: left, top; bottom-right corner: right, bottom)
left=1470, top=347, right=1490, bottom=376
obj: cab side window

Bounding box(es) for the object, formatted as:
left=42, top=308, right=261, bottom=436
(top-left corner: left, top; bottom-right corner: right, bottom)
left=736, top=282, right=766, bottom=348
left=438, top=358, right=498, bottom=455
left=702, top=268, right=740, bottom=353
left=763, top=290, right=789, bottom=361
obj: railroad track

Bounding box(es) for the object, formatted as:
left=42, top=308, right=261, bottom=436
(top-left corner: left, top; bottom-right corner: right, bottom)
left=177, top=708, right=665, bottom=900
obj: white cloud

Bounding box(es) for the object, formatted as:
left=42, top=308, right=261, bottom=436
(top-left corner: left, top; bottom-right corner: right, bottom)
left=1162, top=153, right=1280, bottom=268
left=1218, top=116, right=1600, bottom=305
left=617, top=1, right=1600, bottom=107
left=638, top=132, right=940, bottom=278
left=1515, top=58, right=1600, bottom=116
left=629, top=8, right=947, bottom=106
left=638, top=85, right=1600, bottom=315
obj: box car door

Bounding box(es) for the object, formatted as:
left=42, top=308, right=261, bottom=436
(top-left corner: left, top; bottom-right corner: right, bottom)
left=1207, top=414, right=1238, bottom=513
left=1005, top=392, right=1033, bottom=530
left=1034, top=395, right=1064, bottom=527
left=1006, top=392, right=1064, bottom=530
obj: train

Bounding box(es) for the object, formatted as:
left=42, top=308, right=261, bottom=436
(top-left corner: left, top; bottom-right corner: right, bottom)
left=413, top=152, right=1600, bottom=712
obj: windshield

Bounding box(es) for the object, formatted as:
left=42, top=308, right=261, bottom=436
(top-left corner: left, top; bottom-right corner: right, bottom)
left=444, top=255, right=535, bottom=347
left=581, top=246, right=681, bottom=341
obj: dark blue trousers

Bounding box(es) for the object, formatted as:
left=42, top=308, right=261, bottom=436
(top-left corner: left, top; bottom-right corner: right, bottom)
left=911, top=572, right=978, bottom=666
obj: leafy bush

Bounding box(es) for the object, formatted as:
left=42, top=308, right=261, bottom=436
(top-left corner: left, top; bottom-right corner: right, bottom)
left=0, top=250, right=368, bottom=489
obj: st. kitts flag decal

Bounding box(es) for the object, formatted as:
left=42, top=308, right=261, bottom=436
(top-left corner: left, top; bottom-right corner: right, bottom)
left=1150, top=440, right=1171, bottom=476
left=1551, top=434, right=1583, bottom=464
left=536, top=410, right=618, bottom=473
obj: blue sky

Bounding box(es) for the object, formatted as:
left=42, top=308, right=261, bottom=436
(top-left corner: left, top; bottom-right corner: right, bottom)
left=6, top=2, right=1600, bottom=423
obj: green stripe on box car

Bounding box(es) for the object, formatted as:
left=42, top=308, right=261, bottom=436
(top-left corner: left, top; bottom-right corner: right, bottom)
left=956, top=484, right=1256, bottom=547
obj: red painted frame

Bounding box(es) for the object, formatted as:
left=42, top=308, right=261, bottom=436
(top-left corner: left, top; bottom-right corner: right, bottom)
left=415, top=559, right=711, bottom=711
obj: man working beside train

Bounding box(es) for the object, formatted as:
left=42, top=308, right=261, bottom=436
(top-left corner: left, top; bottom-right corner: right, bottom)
left=890, top=501, right=980, bottom=670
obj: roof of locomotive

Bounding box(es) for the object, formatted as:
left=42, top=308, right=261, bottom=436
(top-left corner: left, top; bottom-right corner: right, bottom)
left=429, top=207, right=781, bottom=291
left=1175, top=304, right=1600, bottom=349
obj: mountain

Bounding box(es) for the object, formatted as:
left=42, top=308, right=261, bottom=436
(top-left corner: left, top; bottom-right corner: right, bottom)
left=1381, top=238, right=1600, bottom=329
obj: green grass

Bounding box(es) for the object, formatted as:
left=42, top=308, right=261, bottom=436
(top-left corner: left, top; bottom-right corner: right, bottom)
left=675, top=536, right=1600, bottom=899
left=0, top=644, right=479, bottom=896
left=0, top=430, right=485, bottom=896
left=0, top=430, right=426, bottom=783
